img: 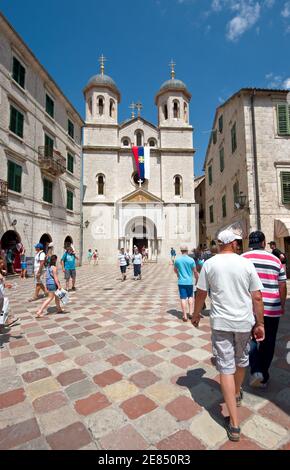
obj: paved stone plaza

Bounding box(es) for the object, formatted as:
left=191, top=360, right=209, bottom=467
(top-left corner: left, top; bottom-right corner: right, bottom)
left=0, top=263, right=290, bottom=450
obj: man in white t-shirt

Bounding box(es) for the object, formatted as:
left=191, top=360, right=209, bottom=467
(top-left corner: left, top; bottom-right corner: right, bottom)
left=191, top=230, right=265, bottom=442
left=29, top=243, right=47, bottom=301
left=118, top=248, right=128, bottom=281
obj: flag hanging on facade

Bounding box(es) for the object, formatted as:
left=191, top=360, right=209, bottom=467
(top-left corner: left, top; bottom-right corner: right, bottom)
left=132, top=146, right=150, bottom=180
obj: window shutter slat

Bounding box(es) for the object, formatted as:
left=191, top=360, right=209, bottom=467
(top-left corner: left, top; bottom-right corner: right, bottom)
left=277, top=104, right=289, bottom=135
left=281, top=172, right=290, bottom=203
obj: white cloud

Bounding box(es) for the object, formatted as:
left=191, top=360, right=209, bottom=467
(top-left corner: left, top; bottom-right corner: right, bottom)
left=226, top=2, right=261, bottom=41
left=265, top=73, right=290, bottom=89
left=283, top=77, right=290, bottom=88
left=281, top=1, right=290, bottom=18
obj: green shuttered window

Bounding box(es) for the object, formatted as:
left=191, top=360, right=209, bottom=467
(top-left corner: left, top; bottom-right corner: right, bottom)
left=8, top=161, right=22, bottom=193
left=209, top=205, right=214, bottom=223
left=9, top=106, right=24, bottom=138
left=68, top=119, right=74, bottom=139
left=67, top=153, right=74, bottom=173
left=43, top=178, right=53, bottom=203
left=12, top=57, right=25, bottom=88
left=222, top=195, right=227, bottom=218
left=231, top=123, right=237, bottom=153
left=46, top=95, right=54, bottom=118
left=281, top=172, right=290, bottom=204
left=212, top=130, right=217, bottom=145
left=67, top=189, right=73, bottom=211
left=208, top=165, right=213, bottom=185
left=277, top=104, right=290, bottom=135
left=220, top=147, right=225, bottom=172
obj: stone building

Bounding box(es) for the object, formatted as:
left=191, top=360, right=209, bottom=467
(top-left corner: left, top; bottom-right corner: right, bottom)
left=82, top=60, right=196, bottom=262
left=0, top=13, right=84, bottom=270
left=204, top=88, right=290, bottom=258
left=194, top=175, right=206, bottom=247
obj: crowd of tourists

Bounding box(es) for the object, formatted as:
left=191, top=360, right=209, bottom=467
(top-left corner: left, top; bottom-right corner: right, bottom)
left=173, top=229, right=287, bottom=442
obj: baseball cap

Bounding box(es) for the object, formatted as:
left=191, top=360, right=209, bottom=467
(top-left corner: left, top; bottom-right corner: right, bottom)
left=48, top=242, right=54, bottom=248
left=268, top=240, right=275, bottom=245
left=180, top=244, right=189, bottom=251
left=34, top=243, right=44, bottom=249
left=249, top=231, right=265, bottom=248
left=217, top=230, right=242, bottom=245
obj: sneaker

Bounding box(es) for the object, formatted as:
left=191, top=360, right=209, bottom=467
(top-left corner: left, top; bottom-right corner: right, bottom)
left=249, top=372, right=263, bottom=387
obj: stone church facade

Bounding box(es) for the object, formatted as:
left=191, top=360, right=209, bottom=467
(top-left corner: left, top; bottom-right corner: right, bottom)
left=82, top=62, right=196, bottom=262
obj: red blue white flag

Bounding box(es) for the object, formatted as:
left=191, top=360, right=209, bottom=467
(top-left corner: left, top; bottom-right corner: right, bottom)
left=132, top=146, right=150, bottom=180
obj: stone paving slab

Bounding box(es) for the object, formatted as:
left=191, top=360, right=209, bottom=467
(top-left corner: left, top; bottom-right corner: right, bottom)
left=0, top=264, right=290, bottom=450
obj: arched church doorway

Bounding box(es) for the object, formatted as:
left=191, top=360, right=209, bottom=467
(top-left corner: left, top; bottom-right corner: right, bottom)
left=39, top=233, right=52, bottom=254
left=0, top=230, right=22, bottom=273
left=64, top=235, right=73, bottom=249
left=122, top=217, right=158, bottom=260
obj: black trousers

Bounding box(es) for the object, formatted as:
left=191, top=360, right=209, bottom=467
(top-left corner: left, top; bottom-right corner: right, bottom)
left=250, top=316, right=280, bottom=382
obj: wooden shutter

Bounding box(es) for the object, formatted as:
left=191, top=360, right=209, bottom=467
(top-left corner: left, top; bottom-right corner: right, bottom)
left=9, top=106, right=17, bottom=133
left=277, top=104, right=289, bottom=135
left=208, top=165, right=212, bottom=185
left=220, top=148, right=224, bottom=172
left=222, top=195, right=226, bottom=217
left=281, top=172, right=290, bottom=203
left=16, top=111, right=24, bottom=137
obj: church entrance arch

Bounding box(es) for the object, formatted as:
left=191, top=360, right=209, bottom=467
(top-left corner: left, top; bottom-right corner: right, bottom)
left=123, top=216, right=158, bottom=260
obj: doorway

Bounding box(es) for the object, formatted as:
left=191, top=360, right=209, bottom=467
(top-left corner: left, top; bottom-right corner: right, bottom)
left=133, top=237, right=148, bottom=254
left=64, top=235, right=73, bottom=249
left=0, top=230, right=22, bottom=273
left=39, top=233, right=52, bottom=254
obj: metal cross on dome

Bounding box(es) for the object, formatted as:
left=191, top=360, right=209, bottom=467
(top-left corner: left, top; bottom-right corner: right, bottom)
left=135, top=101, right=143, bottom=117
left=169, top=59, right=176, bottom=79
left=98, top=54, right=107, bottom=75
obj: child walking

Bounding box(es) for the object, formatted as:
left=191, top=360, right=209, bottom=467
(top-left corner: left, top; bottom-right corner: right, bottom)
left=36, top=255, right=63, bottom=318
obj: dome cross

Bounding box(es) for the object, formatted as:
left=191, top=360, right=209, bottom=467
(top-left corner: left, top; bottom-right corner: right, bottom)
left=98, top=54, right=107, bottom=75
left=169, top=59, right=176, bottom=79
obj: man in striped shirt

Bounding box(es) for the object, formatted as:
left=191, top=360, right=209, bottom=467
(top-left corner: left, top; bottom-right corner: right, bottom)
left=242, top=231, right=287, bottom=388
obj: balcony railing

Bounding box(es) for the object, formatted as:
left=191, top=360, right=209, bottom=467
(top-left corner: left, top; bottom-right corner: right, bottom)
left=38, top=146, right=66, bottom=176
left=0, top=180, right=8, bottom=205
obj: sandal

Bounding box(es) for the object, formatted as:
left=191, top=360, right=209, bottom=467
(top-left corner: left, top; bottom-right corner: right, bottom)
left=182, top=317, right=188, bottom=322
left=236, top=387, right=243, bottom=407
left=224, top=416, right=240, bottom=442
left=35, top=312, right=45, bottom=318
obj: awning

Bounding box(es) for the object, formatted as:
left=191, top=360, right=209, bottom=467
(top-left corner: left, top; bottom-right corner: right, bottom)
left=215, top=219, right=247, bottom=239
left=274, top=219, right=290, bottom=238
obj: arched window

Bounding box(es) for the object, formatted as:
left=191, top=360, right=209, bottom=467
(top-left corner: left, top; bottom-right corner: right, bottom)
left=122, top=137, right=130, bottom=147
left=97, top=174, right=105, bottom=195
left=163, top=104, right=168, bottom=120
left=149, top=139, right=156, bottom=147
left=173, top=100, right=180, bottom=119
left=97, top=96, right=104, bottom=116
left=184, top=102, right=188, bottom=122
left=136, top=131, right=143, bottom=146
left=174, top=175, right=182, bottom=196
left=109, top=99, right=115, bottom=118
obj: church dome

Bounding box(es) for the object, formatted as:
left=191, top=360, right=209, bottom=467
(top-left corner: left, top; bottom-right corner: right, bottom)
left=159, top=78, right=188, bottom=93
left=83, top=73, right=121, bottom=101
left=155, top=77, right=191, bottom=104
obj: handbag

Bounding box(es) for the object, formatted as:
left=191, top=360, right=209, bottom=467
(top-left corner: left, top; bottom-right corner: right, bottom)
left=55, top=288, right=69, bottom=305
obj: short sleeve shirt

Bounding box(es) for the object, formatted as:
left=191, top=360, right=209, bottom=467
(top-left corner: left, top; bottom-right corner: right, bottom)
left=34, top=251, right=46, bottom=271
left=61, top=252, right=76, bottom=270
left=197, top=253, right=263, bottom=332
left=174, top=255, right=196, bottom=286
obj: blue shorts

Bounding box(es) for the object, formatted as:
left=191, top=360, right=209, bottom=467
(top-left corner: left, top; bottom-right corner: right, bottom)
left=21, top=262, right=27, bottom=269
left=47, top=284, right=57, bottom=292
left=178, top=285, right=193, bottom=299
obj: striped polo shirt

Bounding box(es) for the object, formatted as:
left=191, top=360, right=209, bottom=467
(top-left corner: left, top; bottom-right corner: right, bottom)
left=242, top=250, right=287, bottom=317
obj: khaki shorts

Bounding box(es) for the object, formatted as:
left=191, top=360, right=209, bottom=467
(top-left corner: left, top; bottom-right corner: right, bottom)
left=212, top=329, right=252, bottom=375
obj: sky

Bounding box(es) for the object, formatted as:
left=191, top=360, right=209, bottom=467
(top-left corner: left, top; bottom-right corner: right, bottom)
left=1, top=0, right=290, bottom=175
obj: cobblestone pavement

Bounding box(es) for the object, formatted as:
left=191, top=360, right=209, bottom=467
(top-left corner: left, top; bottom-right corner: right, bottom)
left=0, top=263, right=290, bottom=450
